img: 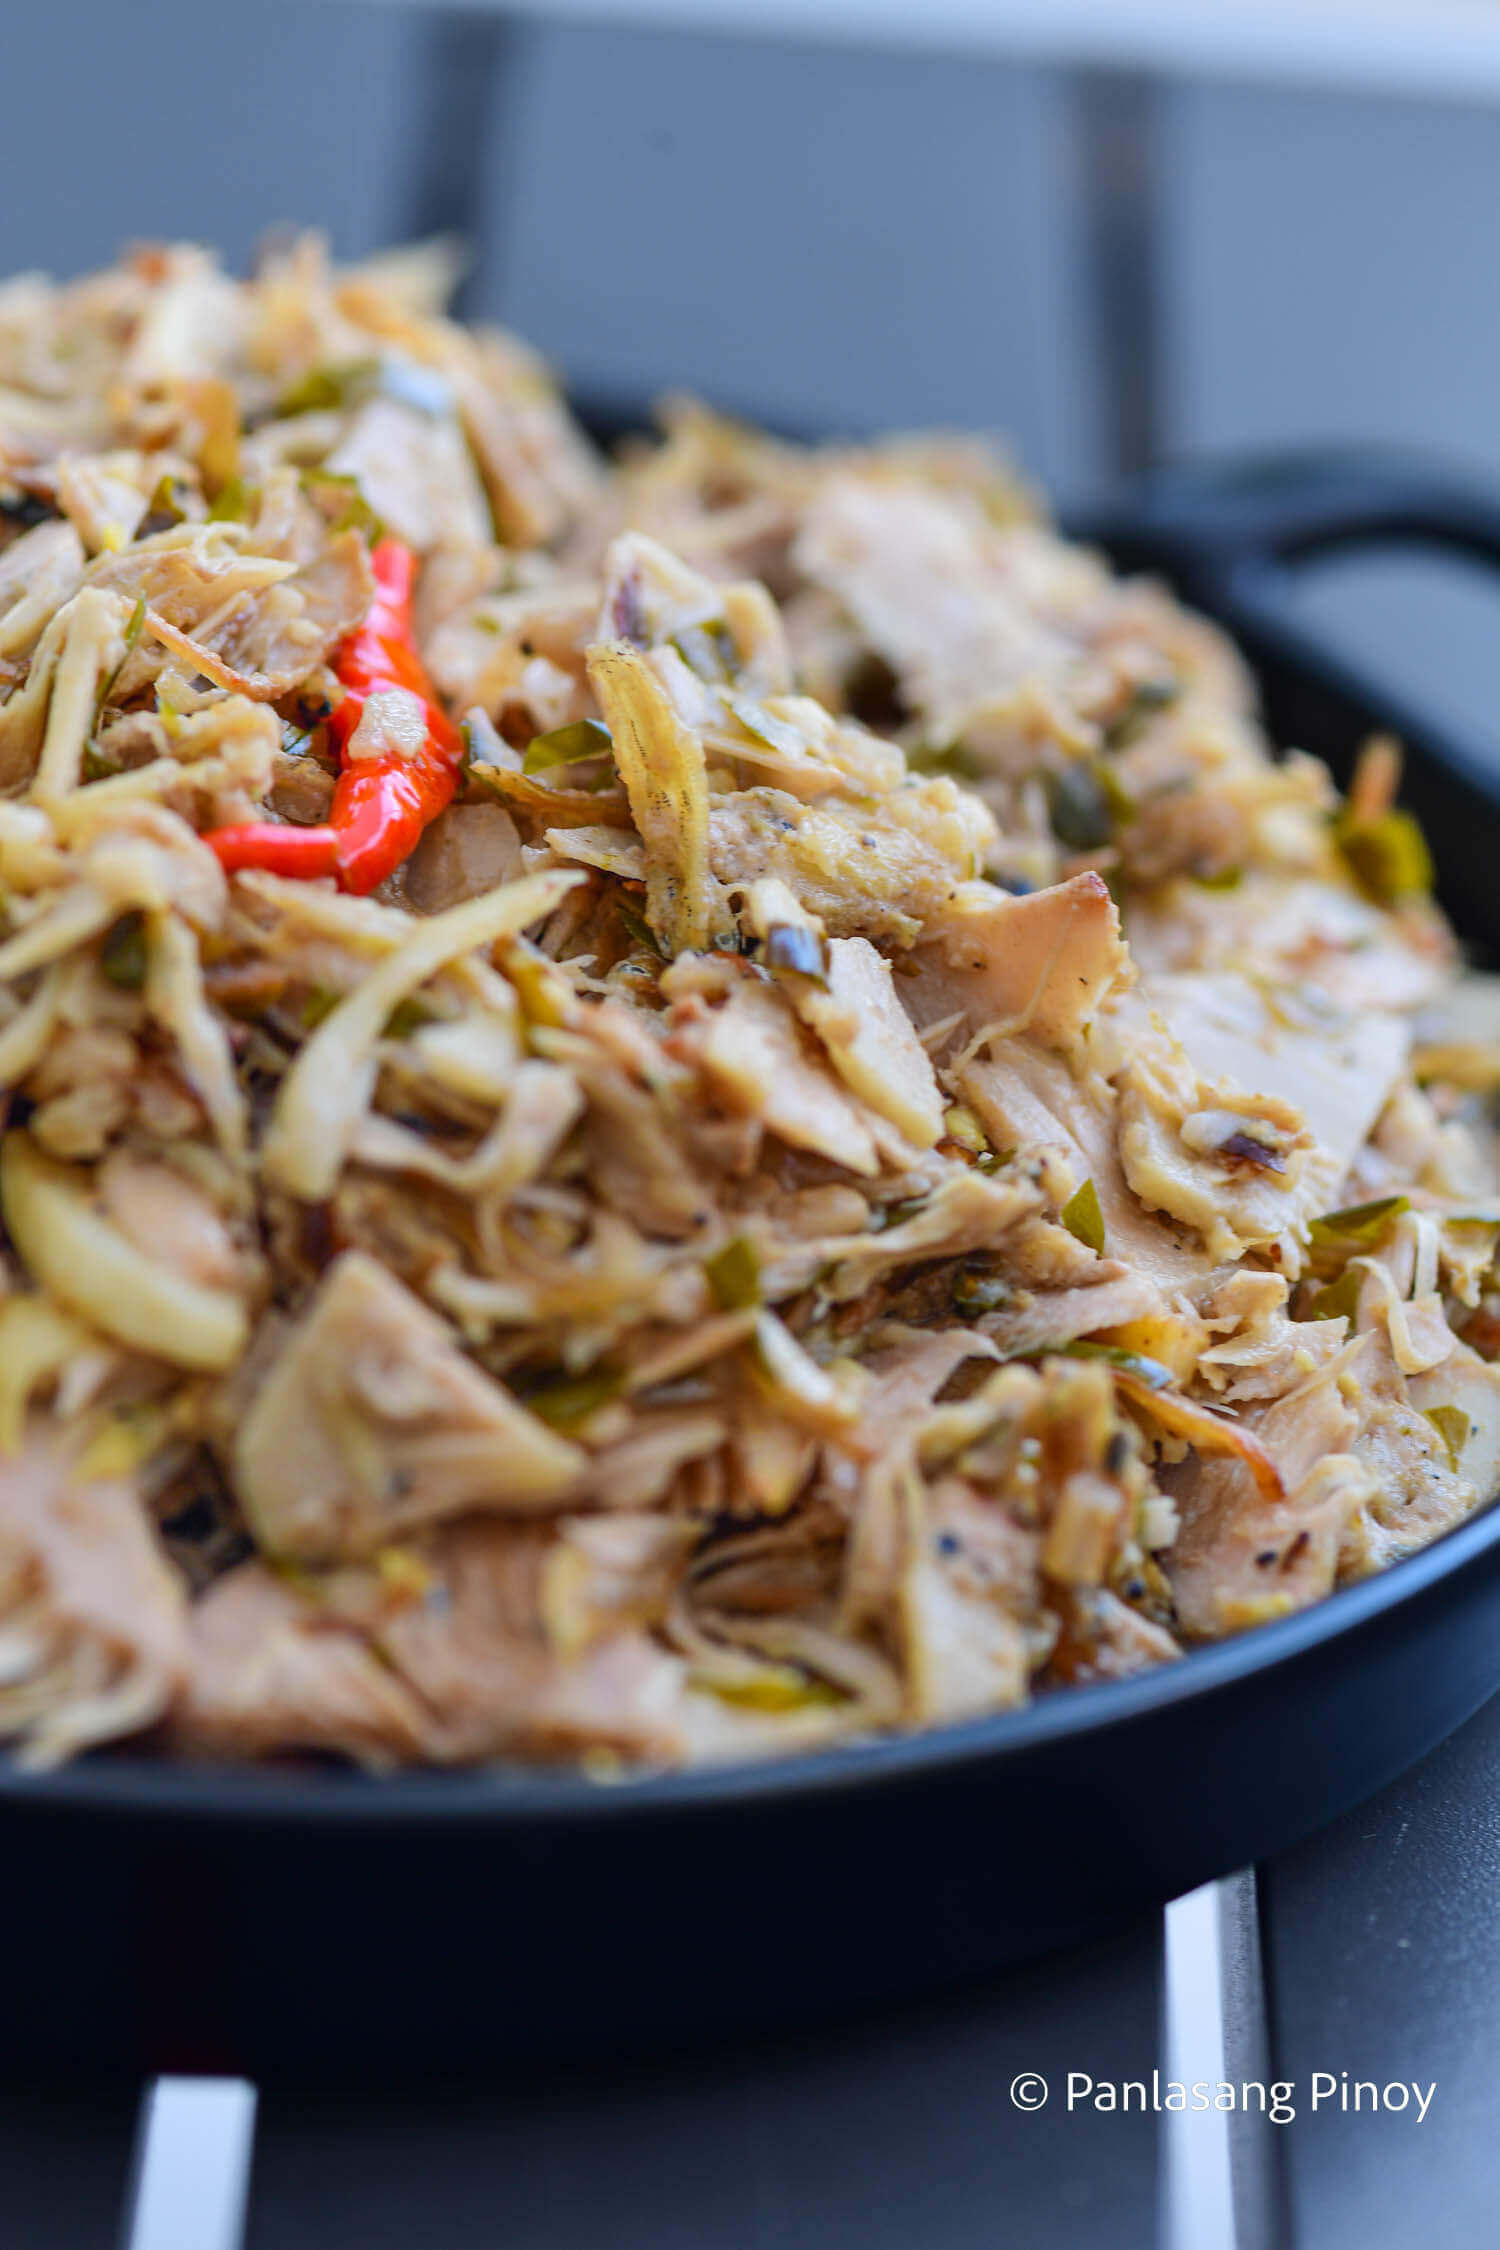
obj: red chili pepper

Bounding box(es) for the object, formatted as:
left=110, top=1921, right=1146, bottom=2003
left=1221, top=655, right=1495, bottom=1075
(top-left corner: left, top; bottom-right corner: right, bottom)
left=202, top=538, right=462, bottom=896
left=204, top=823, right=340, bottom=880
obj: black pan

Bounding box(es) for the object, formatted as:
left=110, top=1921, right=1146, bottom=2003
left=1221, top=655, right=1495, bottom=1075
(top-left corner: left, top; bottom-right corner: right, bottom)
left=7, top=447, right=1500, bottom=2087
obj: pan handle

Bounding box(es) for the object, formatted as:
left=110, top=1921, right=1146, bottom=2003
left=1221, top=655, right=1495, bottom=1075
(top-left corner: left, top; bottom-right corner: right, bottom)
left=1070, top=449, right=1500, bottom=947
left=1070, top=446, right=1500, bottom=591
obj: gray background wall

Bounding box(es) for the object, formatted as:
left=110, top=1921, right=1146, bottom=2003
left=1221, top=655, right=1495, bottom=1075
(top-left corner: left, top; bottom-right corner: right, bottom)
left=4, top=1, right=1498, bottom=749
left=12, top=5, right=1500, bottom=488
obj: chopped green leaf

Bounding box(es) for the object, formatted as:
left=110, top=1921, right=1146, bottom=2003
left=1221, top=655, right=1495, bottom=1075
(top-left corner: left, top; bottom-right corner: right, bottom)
left=1044, top=762, right=1116, bottom=852
left=382, top=996, right=436, bottom=1040
left=300, top=469, right=382, bottom=543
left=1092, top=757, right=1137, bottom=827
left=206, top=477, right=256, bottom=525
left=906, top=740, right=981, bottom=780
left=705, top=1235, right=762, bottom=1311
left=275, top=354, right=451, bottom=422
left=1309, top=1266, right=1364, bottom=1322
left=1307, top=1194, right=1409, bottom=1246
left=872, top=1195, right=931, bottom=1233
left=524, top=718, right=614, bottom=774
left=459, top=710, right=510, bottom=779
left=525, top=1368, right=623, bottom=1430
left=140, top=473, right=189, bottom=533
left=722, top=693, right=807, bottom=762
left=1335, top=806, right=1433, bottom=905
left=1132, top=675, right=1180, bottom=709
left=90, top=593, right=148, bottom=744
left=1056, top=1339, right=1174, bottom=1389
left=1061, top=1177, right=1106, bottom=1254
left=99, top=913, right=148, bottom=990
left=1193, top=865, right=1244, bottom=892
left=299, top=986, right=340, bottom=1030
left=670, top=619, right=737, bottom=682
left=274, top=358, right=381, bottom=418
left=616, top=898, right=666, bottom=958
left=1422, top=1403, right=1471, bottom=1472
left=1105, top=674, right=1179, bottom=749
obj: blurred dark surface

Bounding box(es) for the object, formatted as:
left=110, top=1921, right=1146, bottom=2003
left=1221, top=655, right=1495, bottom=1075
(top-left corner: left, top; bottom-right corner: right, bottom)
left=0, top=2088, right=135, bottom=2248
left=17, top=1683, right=1500, bottom=2248
left=242, top=1923, right=1163, bottom=2250
left=1264, top=1685, right=1500, bottom=2250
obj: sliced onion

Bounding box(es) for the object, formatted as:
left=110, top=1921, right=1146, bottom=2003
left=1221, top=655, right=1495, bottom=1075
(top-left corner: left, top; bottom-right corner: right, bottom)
left=262, top=868, right=581, bottom=1202
left=1, top=1131, right=248, bottom=1372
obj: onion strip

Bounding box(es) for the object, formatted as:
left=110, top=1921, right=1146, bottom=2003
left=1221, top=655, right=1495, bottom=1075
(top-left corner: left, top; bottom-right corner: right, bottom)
left=0, top=1131, right=249, bottom=1372
left=262, top=868, right=582, bottom=1200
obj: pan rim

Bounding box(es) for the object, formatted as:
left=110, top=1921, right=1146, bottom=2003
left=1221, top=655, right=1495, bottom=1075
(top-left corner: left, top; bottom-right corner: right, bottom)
left=5, top=1491, right=1499, bottom=1828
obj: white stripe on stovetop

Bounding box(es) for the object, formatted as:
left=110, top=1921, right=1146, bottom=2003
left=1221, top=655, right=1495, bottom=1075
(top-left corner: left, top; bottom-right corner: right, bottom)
left=1162, top=1873, right=1279, bottom=2250
left=121, top=2077, right=257, bottom=2250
